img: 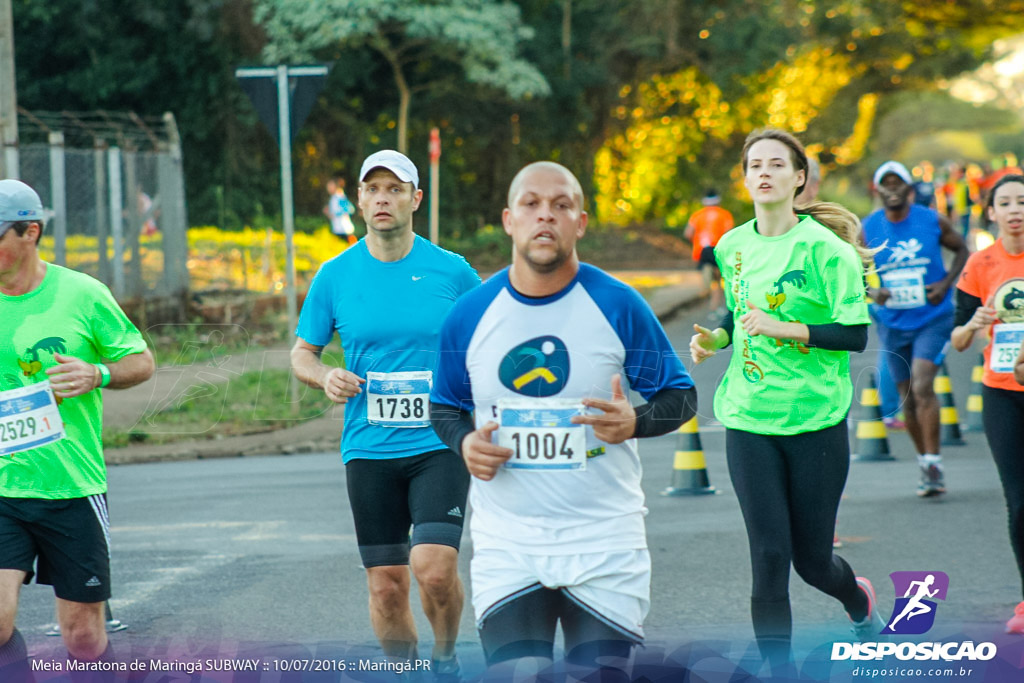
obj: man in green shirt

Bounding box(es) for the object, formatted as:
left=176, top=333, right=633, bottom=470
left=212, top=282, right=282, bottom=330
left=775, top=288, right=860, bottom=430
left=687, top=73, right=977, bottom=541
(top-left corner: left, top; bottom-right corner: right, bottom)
left=0, top=179, right=154, bottom=676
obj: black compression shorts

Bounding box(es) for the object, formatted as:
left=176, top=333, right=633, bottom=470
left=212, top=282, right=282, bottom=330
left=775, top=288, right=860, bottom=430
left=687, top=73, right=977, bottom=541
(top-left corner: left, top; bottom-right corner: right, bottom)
left=345, top=449, right=470, bottom=567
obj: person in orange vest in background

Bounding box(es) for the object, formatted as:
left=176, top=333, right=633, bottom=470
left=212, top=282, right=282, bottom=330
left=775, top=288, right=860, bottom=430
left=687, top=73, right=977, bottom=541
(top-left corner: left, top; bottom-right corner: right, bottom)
left=684, top=189, right=734, bottom=318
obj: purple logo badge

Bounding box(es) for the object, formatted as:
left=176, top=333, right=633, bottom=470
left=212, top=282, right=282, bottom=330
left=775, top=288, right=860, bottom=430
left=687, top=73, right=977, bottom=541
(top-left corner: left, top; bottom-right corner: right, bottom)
left=882, top=571, right=949, bottom=635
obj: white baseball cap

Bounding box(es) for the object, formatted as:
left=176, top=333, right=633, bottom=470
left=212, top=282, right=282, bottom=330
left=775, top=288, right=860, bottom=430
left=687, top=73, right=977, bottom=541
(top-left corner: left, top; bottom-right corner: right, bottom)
left=873, top=161, right=912, bottom=187
left=0, top=179, right=44, bottom=223
left=359, top=150, right=419, bottom=189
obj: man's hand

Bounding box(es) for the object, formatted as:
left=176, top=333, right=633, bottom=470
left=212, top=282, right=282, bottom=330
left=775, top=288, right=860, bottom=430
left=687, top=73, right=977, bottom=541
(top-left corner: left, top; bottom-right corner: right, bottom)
left=925, top=280, right=951, bottom=306
left=322, top=368, right=365, bottom=404
left=461, top=422, right=513, bottom=481
left=870, top=287, right=891, bottom=306
left=573, top=374, right=637, bottom=445
left=46, top=354, right=100, bottom=398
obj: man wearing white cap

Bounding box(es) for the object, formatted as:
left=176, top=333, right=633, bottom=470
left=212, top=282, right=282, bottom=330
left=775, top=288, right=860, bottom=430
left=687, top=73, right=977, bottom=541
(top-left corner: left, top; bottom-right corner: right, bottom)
left=862, top=161, right=968, bottom=497
left=291, top=150, right=479, bottom=679
left=0, top=179, right=154, bottom=676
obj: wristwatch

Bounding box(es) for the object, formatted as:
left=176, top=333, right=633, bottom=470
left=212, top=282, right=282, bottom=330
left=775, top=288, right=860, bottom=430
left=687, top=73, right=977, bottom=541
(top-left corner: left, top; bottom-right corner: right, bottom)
left=95, top=363, right=111, bottom=388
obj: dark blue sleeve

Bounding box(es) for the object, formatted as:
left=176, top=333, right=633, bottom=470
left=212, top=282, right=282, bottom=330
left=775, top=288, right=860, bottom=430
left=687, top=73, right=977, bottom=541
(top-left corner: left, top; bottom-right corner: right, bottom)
left=580, top=266, right=694, bottom=400
left=430, top=283, right=496, bottom=411
left=295, top=264, right=336, bottom=346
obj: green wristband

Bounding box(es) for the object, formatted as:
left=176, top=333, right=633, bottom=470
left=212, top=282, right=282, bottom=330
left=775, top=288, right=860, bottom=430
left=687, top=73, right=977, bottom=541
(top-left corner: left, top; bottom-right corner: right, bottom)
left=95, top=363, right=111, bottom=388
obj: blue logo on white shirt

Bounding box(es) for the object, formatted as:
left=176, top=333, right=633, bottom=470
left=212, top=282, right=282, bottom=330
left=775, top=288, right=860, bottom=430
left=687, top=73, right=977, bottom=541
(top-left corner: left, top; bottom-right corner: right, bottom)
left=498, top=336, right=570, bottom=396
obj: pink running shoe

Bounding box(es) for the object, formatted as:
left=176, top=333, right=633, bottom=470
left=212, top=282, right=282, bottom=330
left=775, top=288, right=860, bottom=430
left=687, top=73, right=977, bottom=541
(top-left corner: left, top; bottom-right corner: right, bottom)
left=1007, top=602, right=1024, bottom=634
left=883, top=417, right=906, bottom=431
left=850, top=577, right=883, bottom=641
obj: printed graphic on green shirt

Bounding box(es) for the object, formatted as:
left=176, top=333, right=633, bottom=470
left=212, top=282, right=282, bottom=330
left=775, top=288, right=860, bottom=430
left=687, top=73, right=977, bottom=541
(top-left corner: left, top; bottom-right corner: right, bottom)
left=10, top=336, right=68, bottom=399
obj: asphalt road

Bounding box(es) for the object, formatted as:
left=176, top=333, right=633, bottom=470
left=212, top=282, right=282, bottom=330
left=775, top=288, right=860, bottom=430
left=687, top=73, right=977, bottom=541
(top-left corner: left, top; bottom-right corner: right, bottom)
left=16, top=300, right=1024, bottom=681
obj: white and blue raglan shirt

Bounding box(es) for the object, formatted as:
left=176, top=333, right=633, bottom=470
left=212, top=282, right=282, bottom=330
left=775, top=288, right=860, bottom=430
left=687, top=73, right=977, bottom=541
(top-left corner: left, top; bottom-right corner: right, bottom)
left=297, top=235, right=480, bottom=463
left=431, top=263, right=694, bottom=555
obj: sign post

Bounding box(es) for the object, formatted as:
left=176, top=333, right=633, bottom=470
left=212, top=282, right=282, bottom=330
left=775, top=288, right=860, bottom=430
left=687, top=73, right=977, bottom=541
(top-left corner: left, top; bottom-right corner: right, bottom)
left=235, top=64, right=330, bottom=407
left=429, top=127, right=441, bottom=245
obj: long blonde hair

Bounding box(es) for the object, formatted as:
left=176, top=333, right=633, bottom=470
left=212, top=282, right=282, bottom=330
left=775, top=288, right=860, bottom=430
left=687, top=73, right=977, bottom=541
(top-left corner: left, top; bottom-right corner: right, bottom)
left=742, top=128, right=875, bottom=268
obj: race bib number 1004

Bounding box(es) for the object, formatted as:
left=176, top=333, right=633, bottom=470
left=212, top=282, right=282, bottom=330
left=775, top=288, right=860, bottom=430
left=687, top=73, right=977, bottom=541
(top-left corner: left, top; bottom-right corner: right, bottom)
left=366, top=371, right=432, bottom=428
left=0, top=382, right=65, bottom=456
left=497, top=398, right=587, bottom=471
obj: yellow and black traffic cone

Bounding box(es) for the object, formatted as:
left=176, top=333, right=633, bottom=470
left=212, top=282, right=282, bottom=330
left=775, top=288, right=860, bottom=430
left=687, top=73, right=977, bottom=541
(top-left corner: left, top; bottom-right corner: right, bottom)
left=965, top=353, right=984, bottom=432
left=853, top=373, right=894, bottom=461
left=935, top=361, right=965, bottom=446
left=662, top=418, right=716, bottom=496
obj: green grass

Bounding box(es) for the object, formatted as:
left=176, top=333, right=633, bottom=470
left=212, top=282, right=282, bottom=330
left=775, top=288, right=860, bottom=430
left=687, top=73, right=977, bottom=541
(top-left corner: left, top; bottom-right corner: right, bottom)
left=103, top=369, right=333, bottom=448
left=141, top=319, right=291, bottom=368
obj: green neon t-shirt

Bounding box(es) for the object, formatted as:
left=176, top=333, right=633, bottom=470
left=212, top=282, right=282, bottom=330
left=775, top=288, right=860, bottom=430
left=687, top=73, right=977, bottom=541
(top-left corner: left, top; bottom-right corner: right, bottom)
left=713, top=215, right=870, bottom=435
left=1, top=265, right=147, bottom=498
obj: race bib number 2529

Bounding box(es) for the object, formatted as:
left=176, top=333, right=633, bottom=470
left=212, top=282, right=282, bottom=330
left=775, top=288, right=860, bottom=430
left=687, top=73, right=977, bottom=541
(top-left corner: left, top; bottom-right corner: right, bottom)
left=0, top=382, right=65, bottom=456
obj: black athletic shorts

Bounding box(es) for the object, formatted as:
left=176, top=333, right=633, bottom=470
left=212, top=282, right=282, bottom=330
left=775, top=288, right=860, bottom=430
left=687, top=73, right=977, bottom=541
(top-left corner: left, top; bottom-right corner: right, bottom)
left=479, top=585, right=639, bottom=667
left=345, top=448, right=470, bottom=568
left=0, top=494, right=112, bottom=603
left=697, top=246, right=718, bottom=269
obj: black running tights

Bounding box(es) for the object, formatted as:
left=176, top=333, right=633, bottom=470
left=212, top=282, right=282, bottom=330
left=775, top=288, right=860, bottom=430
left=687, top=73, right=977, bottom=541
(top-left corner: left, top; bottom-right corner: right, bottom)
left=726, top=420, right=867, bottom=658
left=982, top=386, right=1024, bottom=601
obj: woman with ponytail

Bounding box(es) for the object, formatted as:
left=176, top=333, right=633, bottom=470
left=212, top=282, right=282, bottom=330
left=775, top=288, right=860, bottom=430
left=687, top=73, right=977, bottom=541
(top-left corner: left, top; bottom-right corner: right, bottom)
left=689, top=128, right=881, bottom=670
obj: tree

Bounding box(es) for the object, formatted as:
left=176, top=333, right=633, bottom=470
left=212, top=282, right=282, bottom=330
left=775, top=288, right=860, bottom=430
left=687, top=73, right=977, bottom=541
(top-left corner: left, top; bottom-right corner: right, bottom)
left=254, top=0, right=549, bottom=153
left=13, top=0, right=276, bottom=226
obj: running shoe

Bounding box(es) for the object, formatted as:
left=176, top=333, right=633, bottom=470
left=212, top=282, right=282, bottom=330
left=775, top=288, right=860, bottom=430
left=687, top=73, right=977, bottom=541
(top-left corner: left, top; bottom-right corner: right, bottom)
left=1007, top=602, right=1024, bottom=634
left=916, top=463, right=946, bottom=497
left=849, top=577, right=883, bottom=641
left=432, top=655, right=461, bottom=683
left=883, top=417, right=906, bottom=431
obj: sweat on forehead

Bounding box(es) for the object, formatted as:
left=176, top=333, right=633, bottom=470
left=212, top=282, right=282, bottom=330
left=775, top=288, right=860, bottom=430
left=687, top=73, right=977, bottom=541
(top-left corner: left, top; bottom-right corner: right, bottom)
left=507, top=162, right=584, bottom=207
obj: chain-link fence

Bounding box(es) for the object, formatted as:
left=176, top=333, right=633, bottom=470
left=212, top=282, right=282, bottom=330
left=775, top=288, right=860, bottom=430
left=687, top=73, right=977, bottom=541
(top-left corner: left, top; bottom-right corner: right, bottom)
left=9, top=110, right=189, bottom=316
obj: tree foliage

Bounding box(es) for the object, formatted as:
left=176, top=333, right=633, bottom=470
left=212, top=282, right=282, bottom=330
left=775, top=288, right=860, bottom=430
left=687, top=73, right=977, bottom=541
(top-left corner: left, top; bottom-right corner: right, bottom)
left=11, top=0, right=1024, bottom=233
left=254, top=0, right=550, bottom=152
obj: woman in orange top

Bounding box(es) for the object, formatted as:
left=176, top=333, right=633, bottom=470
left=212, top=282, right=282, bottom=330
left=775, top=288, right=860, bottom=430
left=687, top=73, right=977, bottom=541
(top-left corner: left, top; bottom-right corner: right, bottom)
left=951, top=174, right=1024, bottom=634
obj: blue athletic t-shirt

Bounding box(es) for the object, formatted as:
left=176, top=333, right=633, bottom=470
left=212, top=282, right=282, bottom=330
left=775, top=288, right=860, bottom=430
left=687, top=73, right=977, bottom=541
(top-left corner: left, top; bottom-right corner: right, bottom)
left=862, top=204, right=952, bottom=331
left=297, top=235, right=480, bottom=462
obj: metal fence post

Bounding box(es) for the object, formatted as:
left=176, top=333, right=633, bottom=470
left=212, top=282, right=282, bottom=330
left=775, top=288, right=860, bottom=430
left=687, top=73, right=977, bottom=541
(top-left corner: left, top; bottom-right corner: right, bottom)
left=94, top=140, right=109, bottom=284
left=159, top=112, right=188, bottom=302
left=107, top=146, right=124, bottom=299
left=3, top=145, right=16, bottom=178
left=123, top=146, right=143, bottom=299
left=157, top=148, right=186, bottom=297
left=48, top=131, right=66, bottom=266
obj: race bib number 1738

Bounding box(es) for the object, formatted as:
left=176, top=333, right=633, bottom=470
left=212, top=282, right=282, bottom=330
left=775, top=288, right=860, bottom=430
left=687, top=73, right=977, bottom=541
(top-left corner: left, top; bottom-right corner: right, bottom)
left=366, top=371, right=432, bottom=428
